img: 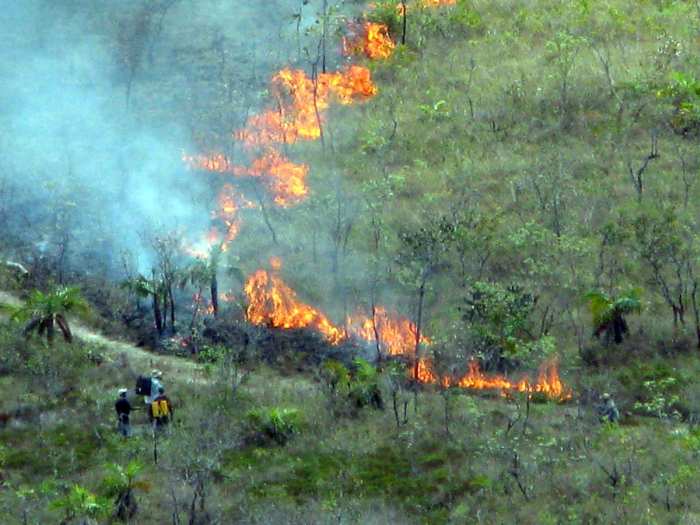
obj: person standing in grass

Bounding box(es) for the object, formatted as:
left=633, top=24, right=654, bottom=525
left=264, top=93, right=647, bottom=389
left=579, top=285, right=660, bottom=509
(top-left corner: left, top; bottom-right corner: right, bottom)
left=150, top=386, right=173, bottom=432
left=598, top=393, right=620, bottom=423
left=115, top=388, right=132, bottom=437
left=146, top=369, right=163, bottom=405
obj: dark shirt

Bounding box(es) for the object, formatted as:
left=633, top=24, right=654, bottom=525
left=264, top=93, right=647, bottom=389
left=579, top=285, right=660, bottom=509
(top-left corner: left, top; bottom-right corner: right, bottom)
left=115, top=398, right=132, bottom=422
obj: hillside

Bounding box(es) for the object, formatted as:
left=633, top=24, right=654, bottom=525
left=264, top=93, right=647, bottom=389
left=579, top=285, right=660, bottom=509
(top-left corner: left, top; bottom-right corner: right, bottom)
left=3, top=0, right=700, bottom=523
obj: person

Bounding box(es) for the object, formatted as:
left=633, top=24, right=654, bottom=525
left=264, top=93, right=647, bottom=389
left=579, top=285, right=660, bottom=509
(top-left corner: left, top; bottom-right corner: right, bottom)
left=598, top=392, right=620, bottom=423
left=115, top=388, right=132, bottom=437
left=145, top=369, right=163, bottom=406
left=150, top=386, right=173, bottom=431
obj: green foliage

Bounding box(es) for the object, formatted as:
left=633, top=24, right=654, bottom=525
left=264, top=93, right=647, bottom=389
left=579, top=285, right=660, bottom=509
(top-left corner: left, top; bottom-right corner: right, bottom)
left=633, top=377, right=681, bottom=420
left=100, top=461, right=148, bottom=498
left=348, top=358, right=383, bottom=410
left=657, top=71, right=700, bottom=134
left=367, top=1, right=402, bottom=35
left=119, top=274, right=153, bottom=298
left=321, top=359, right=383, bottom=414
left=14, top=286, right=89, bottom=321
left=1, top=286, right=89, bottom=344
left=50, top=484, right=110, bottom=523
left=462, top=281, right=538, bottom=367
left=320, top=359, right=350, bottom=392
left=585, top=289, right=642, bottom=344
left=245, top=407, right=304, bottom=446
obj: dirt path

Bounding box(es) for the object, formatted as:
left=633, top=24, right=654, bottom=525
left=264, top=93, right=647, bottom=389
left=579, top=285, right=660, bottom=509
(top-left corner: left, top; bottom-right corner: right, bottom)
left=0, top=290, right=209, bottom=385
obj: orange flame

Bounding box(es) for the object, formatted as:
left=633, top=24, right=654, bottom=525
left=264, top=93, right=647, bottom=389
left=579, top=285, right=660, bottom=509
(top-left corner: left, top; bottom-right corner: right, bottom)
left=392, top=0, right=456, bottom=15
left=192, top=293, right=215, bottom=316
left=182, top=152, right=232, bottom=173
left=237, top=66, right=378, bottom=148
left=348, top=306, right=430, bottom=357
left=233, top=149, right=309, bottom=207
left=344, top=22, right=395, bottom=60
left=230, top=66, right=377, bottom=207
left=220, top=291, right=236, bottom=303
left=422, top=0, right=456, bottom=6
left=415, top=358, right=572, bottom=401
left=244, top=258, right=345, bottom=344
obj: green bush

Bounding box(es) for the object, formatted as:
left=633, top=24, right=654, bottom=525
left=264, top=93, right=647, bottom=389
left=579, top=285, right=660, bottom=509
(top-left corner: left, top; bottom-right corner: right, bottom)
left=245, top=407, right=304, bottom=446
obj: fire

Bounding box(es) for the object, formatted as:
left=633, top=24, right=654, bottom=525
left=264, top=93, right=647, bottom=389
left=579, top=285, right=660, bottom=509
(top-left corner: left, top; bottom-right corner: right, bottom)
left=344, top=22, right=395, bottom=60
left=237, top=66, right=378, bottom=147
left=414, top=357, right=438, bottom=383
left=392, top=0, right=456, bottom=15
left=192, top=293, right=215, bottom=316
left=182, top=152, right=232, bottom=173
left=348, top=306, right=430, bottom=357
left=422, top=0, right=456, bottom=6
left=415, top=358, right=572, bottom=401
left=182, top=185, right=259, bottom=258
left=244, top=258, right=345, bottom=344
left=220, top=291, right=236, bottom=303
left=233, top=149, right=309, bottom=207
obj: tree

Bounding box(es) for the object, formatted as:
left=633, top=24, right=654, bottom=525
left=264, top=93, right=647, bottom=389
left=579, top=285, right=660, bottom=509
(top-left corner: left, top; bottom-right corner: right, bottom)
left=1, top=286, right=88, bottom=345
left=101, top=461, right=149, bottom=522
left=151, top=233, right=183, bottom=332
left=461, top=281, right=538, bottom=370
left=396, top=214, right=455, bottom=381
left=121, top=273, right=164, bottom=337
left=585, top=289, right=642, bottom=344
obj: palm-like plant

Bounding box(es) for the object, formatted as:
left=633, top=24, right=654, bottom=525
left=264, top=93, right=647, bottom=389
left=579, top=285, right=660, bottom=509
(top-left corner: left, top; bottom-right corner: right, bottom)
left=1, top=286, right=89, bottom=345
left=121, top=273, right=164, bottom=335
left=586, top=289, right=642, bottom=344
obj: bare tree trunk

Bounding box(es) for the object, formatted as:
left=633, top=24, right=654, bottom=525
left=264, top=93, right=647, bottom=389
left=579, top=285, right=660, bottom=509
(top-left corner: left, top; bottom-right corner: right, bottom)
left=152, top=275, right=163, bottom=336
left=401, top=1, right=407, bottom=45
left=168, top=284, right=176, bottom=330
left=321, top=0, right=328, bottom=73
left=254, top=185, right=278, bottom=245
left=412, top=273, right=428, bottom=380
left=210, top=273, right=219, bottom=318
left=691, top=278, right=700, bottom=349
left=392, top=390, right=401, bottom=429
left=162, top=288, right=169, bottom=332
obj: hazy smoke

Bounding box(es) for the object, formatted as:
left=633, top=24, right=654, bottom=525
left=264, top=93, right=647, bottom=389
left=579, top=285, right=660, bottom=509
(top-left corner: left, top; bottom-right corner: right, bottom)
left=0, top=0, right=345, bottom=277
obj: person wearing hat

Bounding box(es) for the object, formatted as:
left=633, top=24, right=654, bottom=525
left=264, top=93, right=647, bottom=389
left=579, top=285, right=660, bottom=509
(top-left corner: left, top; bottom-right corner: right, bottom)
left=598, top=392, right=620, bottom=423
left=115, top=388, right=132, bottom=437
left=146, top=369, right=164, bottom=406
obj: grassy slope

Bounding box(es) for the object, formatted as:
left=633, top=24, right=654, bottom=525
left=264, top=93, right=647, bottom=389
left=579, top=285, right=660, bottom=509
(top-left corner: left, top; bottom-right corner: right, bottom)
left=5, top=1, right=700, bottom=524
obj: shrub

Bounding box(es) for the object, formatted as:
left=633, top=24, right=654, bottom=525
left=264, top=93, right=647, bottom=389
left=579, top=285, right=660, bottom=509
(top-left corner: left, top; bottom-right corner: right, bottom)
left=348, top=358, right=383, bottom=411
left=245, top=407, right=304, bottom=446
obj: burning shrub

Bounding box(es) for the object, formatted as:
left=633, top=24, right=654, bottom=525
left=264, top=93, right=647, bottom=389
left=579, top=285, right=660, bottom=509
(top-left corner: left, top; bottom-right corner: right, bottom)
left=244, top=407, right=304, bottom=446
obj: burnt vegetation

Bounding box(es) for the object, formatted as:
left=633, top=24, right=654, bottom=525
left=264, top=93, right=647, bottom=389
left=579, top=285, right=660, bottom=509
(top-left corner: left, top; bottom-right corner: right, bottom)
left=4, top=0, right=700, bottom=523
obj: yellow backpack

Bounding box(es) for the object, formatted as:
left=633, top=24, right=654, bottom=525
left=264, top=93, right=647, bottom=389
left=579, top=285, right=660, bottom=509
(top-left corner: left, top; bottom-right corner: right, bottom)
left=151, top=398, right=170, bottom=419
